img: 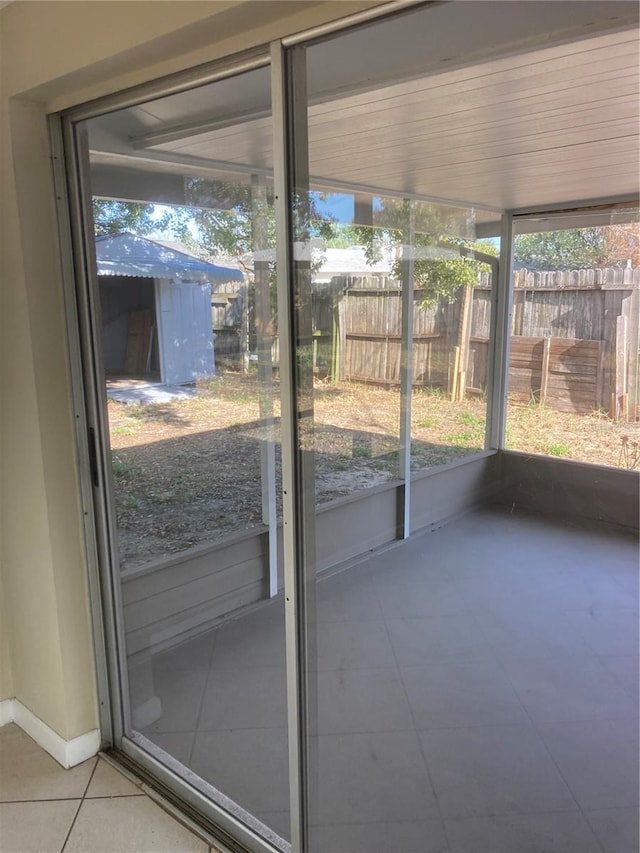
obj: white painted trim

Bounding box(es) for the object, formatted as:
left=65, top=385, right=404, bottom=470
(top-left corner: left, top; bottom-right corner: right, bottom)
left=0, top=698, right=16, bottom=726
left=0, top=698, right=100, bottom=769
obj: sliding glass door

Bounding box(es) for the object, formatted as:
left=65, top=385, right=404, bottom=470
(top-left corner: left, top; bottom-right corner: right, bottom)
left=66, top=58, right=299, bottom=851
left=57, top=3, right=636, bottom=851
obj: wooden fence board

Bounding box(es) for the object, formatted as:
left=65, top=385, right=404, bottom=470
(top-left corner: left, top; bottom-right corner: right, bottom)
left=334, top=275, right=632, bottom=415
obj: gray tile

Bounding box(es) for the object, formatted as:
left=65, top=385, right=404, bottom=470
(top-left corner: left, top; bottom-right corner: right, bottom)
left=85, top=758, right=143, bottom=797
left=317, top=619, right=396, bottom=670
left=607, top=570, right=639, bottom=600
left=317, top=668, right=414, bottom=734
left=150, top=631, right=216, bottom=671
left=386, top=614, right=490, bottom=666
left=191, top=728, right=289, bottom=814
left=478, top=611, right=594, bottom=661
left=0, top=800, right=79, bottom=853
left=502, top=655, right=637, bottom=724
left=145, top=732, right=195, bottom=767
left=420, top=724, right=577, bottom=818
left=599, top=655, right=639, bottom=700
left=567, top=607, right=639, bottom=657
left=316, top=731, right=439, bottom=824
left=373, top=569, right=469, bottom=619
left=585, top=807, right=640, bottom=853
left=317, top=565, right=383, bottom=622
left=0, top=724, right=95, bottom=802
left=445, top=811, right=602, bottom=852
left=209, top=615, right=286, bottom=669
left=198, top=666, right=287, bottom=730
left=137, top=667, right=208, bottom=734
left=64, top=796, right=207, bottom=852
left=312, top=819, right=450, bottom=852
left=464, top=571, right=638, bottom=620
left=539, top=719, right=639, bottom=810
left=401, top=660, right=528, bottom=729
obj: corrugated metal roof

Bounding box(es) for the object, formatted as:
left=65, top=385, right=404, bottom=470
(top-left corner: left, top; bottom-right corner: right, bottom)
left=313, top=247, right=393, bottom=281
left=95, top=233, right=244, bottom=284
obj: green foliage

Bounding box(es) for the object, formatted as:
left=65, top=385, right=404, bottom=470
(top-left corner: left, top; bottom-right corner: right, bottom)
left=93, top=200, right=170, bottom=237
left=112, top=455, right=134, bottom=479
left=459, top=411, right=482, bottom=426
left=341, top=199, right=496, bottom=306
left=514, top=228, right=608, bottom=270
left=409, top=240, right=483, bottom=306
left=545, top=443, right=570, bottom=457
left=92, top=193, right=499, bottom=309
left=352, top=445, right=372, bottom=459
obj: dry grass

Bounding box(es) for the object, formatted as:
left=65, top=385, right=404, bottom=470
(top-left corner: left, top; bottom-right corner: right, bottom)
left=107, top=371, right=638, bottom=566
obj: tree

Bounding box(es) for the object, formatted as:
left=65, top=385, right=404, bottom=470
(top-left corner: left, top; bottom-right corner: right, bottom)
left=343, top=199, right=496, bottom=306
left=513, top=222, right=640, bottom=270
left=92, top=199, right=173, bottom=237
left=602, top=223, right=640, bottom=267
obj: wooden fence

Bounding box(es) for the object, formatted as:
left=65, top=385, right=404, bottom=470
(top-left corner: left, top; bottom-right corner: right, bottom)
left=209, top=268, right=640, bottom=419
left=330, top=268, right=640, bottom=418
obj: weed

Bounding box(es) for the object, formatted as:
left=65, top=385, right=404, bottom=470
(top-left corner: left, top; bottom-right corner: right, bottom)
left=545, top=443, right=570, bottom=457
left=443, top=432, right=480, bottom=447
left=459, top=411, right=481, bottom=427
left=112, top=456, right=134, bottom=478
left=424, top=385, right=446, bottom=399
left=418, top=418, right=435, bottom=428
left=619, top=435, right=640, bottom=470
left=353, top=445, right=372, bottom=459
left=119, top=494, right=142, bottom=510
left=370, top=459, right=395, bottom=473
left=111, top=423, right=139, bottom=436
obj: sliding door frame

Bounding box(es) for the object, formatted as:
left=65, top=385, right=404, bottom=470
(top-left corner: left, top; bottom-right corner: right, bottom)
left=53, top=45, right=304, bottom=853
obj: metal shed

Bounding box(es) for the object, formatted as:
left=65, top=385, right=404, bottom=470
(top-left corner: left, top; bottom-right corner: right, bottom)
left=95, top=233, right=243, bottom=385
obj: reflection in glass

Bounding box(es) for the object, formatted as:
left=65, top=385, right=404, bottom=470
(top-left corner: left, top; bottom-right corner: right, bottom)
left=86, top=64, right=291, bottom=844
left=304, top=14, right=502, bottom=853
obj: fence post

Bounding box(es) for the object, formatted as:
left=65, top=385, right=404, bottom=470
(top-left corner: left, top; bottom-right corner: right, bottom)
left=623, top=288, right=639, bottom=420
left=456, top=284, right=473, bottom=401
left=540, top=336, right=551, bottom=404
left=613, top=315, right=628, bottom=421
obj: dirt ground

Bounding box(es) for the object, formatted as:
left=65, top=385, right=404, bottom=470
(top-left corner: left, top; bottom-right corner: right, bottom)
left=107, top=371, right=639, bottom=567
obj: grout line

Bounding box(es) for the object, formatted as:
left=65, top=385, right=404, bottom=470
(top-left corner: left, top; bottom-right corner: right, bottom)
left=494, top=660, right=609, bottom=853
left=57, top=756, right=100, bottom=853
left=0, top=797, right=89, bottom=804
left=59, top=798, right=84, bottom=853
left=373, top=560, right=454, bottom=853
left=186, top=628, right=219, bottom=768
left=83, top=793, right=145, bottom=800
left=80, top=757, right=99, bottom=800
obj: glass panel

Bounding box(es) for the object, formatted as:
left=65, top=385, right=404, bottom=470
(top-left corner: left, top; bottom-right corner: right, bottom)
left=306, top=192, right=495, bottom=503
left=84, top=65, right=291, bottom=845
left=505, top=210, right=640, bottom=468
left=301, top=10, right=502, bottom=852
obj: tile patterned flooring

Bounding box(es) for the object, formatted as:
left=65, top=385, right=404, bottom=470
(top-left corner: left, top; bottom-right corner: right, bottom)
left=134, top=508, right=639, bottom=852
left=2, top=508, right=638, bottom=852
left=0, top=724, right=221, bottom=853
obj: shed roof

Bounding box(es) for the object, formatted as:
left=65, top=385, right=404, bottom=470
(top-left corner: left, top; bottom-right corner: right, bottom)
left=95, top=233, right=244, bottom=284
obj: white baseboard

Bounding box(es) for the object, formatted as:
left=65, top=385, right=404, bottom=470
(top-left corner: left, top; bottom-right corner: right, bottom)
left=0, top=698, right=100, bottom=768
left=0, top=698, right=15, bottom=727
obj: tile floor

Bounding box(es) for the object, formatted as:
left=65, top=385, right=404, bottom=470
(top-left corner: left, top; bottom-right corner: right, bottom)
left=131, top=508, right=639, bottom=852
left=0, top=723, right=222, bottom=853
left=4, top=509, right=634, bottom=853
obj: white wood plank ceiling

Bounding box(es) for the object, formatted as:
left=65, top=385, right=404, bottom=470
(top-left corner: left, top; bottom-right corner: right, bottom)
left=89, top=1, right=639, bottom=215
